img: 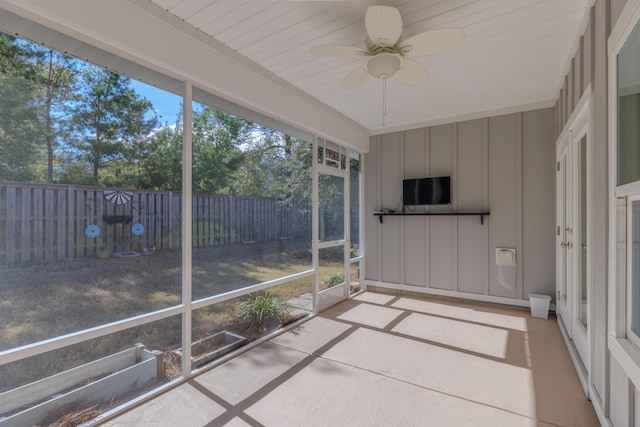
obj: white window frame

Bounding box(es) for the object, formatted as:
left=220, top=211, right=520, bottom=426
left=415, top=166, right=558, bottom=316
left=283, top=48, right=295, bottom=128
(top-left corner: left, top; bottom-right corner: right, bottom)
left=627, top=196, right=640, bottom=349
left=608, top=0, right=640, bottom=388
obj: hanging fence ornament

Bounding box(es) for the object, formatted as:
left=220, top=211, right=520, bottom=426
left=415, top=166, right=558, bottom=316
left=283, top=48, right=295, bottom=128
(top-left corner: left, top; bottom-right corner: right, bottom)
left=103, top=190, right=133, bottom=206
left=131, top=223, right=145, bottom=236
left=85, top=223, right=101, bottom=238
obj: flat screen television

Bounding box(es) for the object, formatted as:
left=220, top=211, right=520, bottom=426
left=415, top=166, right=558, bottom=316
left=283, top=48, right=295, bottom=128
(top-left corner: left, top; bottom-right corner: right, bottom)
left=403, top=176, right=451, bottom=206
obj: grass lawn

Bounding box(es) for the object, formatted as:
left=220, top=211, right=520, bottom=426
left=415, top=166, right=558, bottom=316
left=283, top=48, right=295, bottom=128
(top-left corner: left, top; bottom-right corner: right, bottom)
left=0, top=239, right=352, bottom=396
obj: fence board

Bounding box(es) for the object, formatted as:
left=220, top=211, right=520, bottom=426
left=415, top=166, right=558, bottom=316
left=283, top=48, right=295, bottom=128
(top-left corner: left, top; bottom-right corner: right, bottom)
left=75, top=190, right=85, bottom=258
left=45, top=189, right=54, bottom=261
left=5, top=187, right=16, bottom=264
left=0, top=182, right=311, bottom=265
left=57, top=189, right=67, bottom=258
left=21, top=187, right=30, bottom=262
left=33, top=189, right=43, bottom=261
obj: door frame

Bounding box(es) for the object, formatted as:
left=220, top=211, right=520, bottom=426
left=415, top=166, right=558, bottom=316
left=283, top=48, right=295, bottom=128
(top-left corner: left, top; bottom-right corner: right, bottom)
left=313, top=137, right=352, bottom=313
left=555, top=85, right=593, bottom=396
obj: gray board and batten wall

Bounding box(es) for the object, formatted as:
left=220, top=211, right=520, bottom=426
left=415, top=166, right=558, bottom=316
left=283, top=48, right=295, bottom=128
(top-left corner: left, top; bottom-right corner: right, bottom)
left=364, top=108, right=555, bottom=303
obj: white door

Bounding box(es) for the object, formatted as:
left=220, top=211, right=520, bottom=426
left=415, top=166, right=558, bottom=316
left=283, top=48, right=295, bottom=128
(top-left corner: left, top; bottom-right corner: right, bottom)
left=557, top=129, right=590, bottom=375
left=556, top=136, right=573, bottom=328
left=572, top=134, right=589, bottom=367
left=317, top=171, right=349, bottom=312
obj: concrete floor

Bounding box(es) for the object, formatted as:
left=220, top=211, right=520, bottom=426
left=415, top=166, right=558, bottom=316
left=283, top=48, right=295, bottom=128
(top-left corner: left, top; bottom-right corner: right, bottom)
left=104, top=292, right=599, bottom=426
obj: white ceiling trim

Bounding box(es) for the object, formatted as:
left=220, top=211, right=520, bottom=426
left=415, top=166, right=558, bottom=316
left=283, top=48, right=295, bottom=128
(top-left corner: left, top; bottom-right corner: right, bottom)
left=369, top=99, right=557, bottom=136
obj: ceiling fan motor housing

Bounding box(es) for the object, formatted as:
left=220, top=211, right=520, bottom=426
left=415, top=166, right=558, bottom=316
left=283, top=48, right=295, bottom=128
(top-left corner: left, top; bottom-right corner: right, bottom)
left=364, top=53, right=403, bottom=79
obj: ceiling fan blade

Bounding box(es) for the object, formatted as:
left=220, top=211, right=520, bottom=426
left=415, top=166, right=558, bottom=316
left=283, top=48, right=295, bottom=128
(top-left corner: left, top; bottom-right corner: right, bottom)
left=365, top=5, right=403, bottom=48
left=399, top=28, right=465, bottom=57
left=341, top=66, right=369, bottom=89
left=393, top=59, right=428, bottom=86
left=309, top=45, right=367, bottom=57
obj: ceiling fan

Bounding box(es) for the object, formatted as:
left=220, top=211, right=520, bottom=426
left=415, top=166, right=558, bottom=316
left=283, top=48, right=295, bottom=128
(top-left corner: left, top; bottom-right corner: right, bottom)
left=309, top=5, right=465, bottom=89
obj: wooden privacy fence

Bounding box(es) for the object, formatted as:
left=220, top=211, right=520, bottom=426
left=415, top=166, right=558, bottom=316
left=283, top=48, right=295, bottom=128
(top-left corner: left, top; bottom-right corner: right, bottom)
left=0, top=182, right=311, bottom=265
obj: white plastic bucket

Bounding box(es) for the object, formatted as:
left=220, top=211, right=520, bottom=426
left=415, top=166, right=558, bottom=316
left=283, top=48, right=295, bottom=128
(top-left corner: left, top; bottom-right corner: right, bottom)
left=529, top=293, right=551, bottom=319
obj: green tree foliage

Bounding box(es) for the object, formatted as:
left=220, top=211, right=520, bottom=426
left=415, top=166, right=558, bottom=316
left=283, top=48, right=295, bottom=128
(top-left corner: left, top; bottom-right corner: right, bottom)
left=0, top=34, right=44, bottom=181
left=66, top=68, right=157, bottom=185
left=237, top=128, right=312, bottom=208
left=28, top=45, right=76, bottom=183
left=0, top=31, right=317, bottom=209
left=140, top=119, right=183, bottom=191
left=191, top=106, right=249, bottom=194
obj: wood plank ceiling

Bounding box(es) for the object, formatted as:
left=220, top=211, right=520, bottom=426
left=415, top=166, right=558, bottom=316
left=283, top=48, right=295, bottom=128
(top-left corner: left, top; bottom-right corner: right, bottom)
left=148, top=0, right=592, bottom=134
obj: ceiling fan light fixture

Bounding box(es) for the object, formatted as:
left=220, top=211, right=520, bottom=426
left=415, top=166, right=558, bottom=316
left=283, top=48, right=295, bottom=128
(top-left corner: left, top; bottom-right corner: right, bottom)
left=365, top=53, right=403, bottom=79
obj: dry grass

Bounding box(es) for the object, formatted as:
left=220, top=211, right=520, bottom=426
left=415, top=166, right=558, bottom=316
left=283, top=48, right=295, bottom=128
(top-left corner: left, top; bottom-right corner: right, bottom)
left=0, top=239, right=348, bottom=425
left=0, top=240, right=313, bottom=351
left=40, top=405, right=101, bottom=427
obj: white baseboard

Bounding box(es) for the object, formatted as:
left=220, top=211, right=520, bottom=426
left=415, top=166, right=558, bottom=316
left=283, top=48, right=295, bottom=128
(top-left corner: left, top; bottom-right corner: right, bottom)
left=364, top=280, right=557, bottom=311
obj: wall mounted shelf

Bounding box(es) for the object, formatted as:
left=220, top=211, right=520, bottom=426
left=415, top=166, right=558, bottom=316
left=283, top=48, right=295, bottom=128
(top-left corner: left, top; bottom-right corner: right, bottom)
left=373, top=211, right=490, bottom=225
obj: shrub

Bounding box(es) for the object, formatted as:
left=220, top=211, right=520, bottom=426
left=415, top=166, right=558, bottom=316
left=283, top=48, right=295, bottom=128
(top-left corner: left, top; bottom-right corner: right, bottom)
left=322, top=273, right=344, bottom=288
left=237, top=292, right=291, bottom=332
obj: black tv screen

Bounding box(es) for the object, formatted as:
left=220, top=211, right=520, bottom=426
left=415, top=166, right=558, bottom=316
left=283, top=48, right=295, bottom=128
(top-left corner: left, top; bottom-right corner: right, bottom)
left=403, top=176, right=451, bottom=206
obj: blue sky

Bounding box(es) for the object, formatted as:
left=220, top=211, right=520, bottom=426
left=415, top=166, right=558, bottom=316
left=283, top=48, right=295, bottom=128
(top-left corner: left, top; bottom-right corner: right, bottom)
left=129, top=80, right=183, bottom=125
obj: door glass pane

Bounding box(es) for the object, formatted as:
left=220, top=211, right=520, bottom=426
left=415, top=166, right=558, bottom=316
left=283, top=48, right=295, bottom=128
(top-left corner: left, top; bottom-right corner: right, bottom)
left=562, top=155, right=568, bottom=299
left=319, top=246, right=345, bottom=291
left=632, top=200, right=640, bottom=336
left=349, top=261, right=362, bottom=296
left=319, top=174, right=344, bottom=242
left=350, top=153, right=361, bottom=258
left=579, top=136, right=588, bottom=328
left=617, top=19, right=640, bottom=185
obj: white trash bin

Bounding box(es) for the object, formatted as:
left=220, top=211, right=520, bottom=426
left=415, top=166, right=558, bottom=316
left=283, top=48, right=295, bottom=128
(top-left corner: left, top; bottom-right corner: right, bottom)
left=529, top=293, right=551, bottom=319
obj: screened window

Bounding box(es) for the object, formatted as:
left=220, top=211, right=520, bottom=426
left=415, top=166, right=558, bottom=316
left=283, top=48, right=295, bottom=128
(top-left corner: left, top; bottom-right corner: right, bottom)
left=189, top=96, right=313, bottom=301
left=0, top=9, right=366, bottom=421
left=618, top=19, right=640, bottom=186
left=617, top=16, right=640, bottom=347
left=0, top=32, right=184, bottom=349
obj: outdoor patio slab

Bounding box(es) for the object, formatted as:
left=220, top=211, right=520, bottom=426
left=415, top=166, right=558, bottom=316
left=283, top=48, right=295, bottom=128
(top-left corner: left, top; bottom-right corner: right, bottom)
left=105, top=292, right=599, bottom=426
left=102, top=381, right=228, bottom=426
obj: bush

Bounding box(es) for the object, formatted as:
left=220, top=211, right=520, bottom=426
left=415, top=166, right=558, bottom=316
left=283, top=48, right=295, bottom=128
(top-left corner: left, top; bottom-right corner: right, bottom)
left=322, top=273, right=344, bottom=288
left=237, top=292, right=291, bottom=332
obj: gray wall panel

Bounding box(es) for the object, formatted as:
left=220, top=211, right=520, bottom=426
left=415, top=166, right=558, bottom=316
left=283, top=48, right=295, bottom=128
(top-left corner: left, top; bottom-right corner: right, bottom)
left=366, top=108, right=554, bottom=301
left=584, top=14, right=593, bottom=94
left=457, top=120, right=484, bottom=209
left=522, top=108, right=556, bottom=298
left=404, top=216, right=427, bottom=287
left=488, top=114, right=519, bottom=299
left=428, top=124, right=455, bottom=289
left=403, top=129, right=428, bottom=286
left=380, top=133, right=402, bottom=283
left=429, top=216, right=455, bottom=290
left=569, top=59, right=575, bottom=110
left=457, top=119, right=486, bottom=294
left=429, top=124, right=454, bottom=177
left=457, top=216, right=485, bottom=294
left=404, top=128, right=426, bottom=178
left=575, top=38, right=583, bottom=108
left=364, top=136, right=380, bottom=281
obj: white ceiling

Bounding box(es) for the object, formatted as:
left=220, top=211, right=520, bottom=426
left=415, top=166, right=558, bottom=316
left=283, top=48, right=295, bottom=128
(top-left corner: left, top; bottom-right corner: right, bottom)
left=147, top=0, right=591, bottom=134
